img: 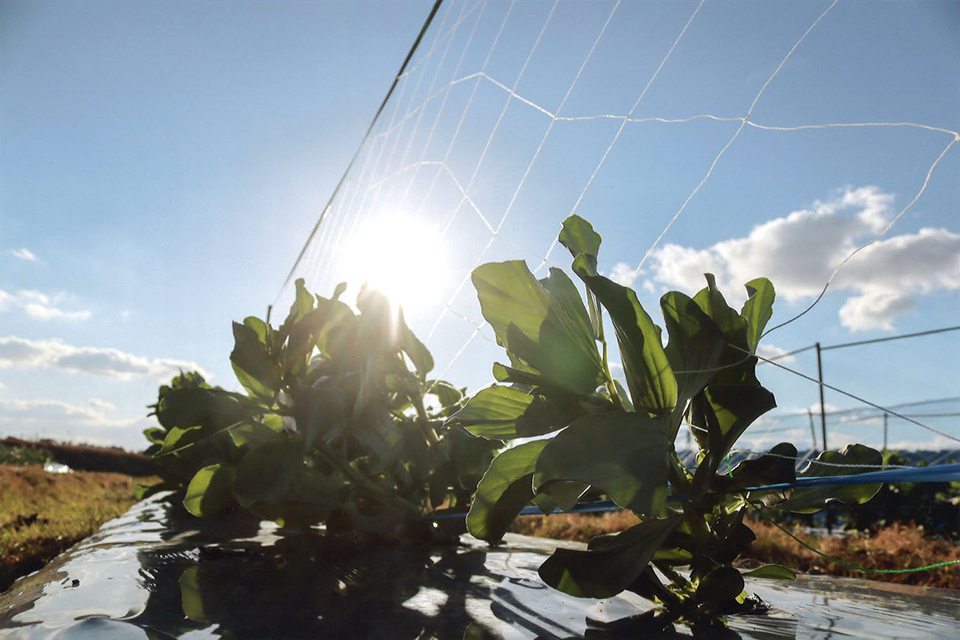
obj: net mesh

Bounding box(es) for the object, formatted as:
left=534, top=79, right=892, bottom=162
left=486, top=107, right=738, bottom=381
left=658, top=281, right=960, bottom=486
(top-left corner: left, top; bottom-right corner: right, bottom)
left=279, top=0, right=959, bottom=455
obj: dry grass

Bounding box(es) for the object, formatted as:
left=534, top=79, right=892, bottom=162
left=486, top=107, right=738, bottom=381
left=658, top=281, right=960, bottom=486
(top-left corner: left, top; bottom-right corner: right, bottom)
left=511, top=510, right=641, bottom=543
left=0, top=465, right=153, bottom=593
left=742, top=517, right=960, bottom=589
left=510, top=511, right=959, bottom=589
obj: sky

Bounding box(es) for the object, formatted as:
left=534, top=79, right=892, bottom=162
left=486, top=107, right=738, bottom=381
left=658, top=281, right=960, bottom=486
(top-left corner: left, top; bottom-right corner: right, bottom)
left=1, top=0, right=958, bottom=454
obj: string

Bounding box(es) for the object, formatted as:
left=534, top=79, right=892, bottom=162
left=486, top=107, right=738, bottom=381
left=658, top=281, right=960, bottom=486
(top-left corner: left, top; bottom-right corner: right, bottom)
left=749, top=503, right=960, bottom=576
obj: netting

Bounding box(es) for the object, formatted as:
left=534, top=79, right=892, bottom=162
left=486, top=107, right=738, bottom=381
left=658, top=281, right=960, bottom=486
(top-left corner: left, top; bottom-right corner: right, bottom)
left=277, top=0, right=959, bottom=456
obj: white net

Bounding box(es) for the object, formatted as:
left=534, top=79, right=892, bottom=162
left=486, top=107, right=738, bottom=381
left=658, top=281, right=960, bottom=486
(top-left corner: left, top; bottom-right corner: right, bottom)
left=278, top=0, right=959, bottom=453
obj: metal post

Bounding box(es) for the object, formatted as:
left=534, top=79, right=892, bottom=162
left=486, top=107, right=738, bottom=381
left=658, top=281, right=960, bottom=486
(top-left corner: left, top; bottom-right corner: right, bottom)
left=815, top=342, right=827, bottom=452
left=807, top=408, right=818, bottom=452
left=816, top=342, right=835, bottom=533
left=882, top=412, right=888, bottom=454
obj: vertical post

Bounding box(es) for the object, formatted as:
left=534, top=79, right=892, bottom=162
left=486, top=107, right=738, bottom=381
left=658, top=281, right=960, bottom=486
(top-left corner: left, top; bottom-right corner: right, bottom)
left=816, top=342, right=834, bottom=533
left=266, top=305, right=273, bottom=324
left=815, top=342, right=827, bottom=452
left=882, top=412, right=888, bottom=454
left=807, top=408, right=818, bottom=452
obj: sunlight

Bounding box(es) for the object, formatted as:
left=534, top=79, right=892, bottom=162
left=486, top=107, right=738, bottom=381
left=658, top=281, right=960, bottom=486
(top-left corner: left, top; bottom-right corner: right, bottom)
left=343, top=215, right=448, bottom=314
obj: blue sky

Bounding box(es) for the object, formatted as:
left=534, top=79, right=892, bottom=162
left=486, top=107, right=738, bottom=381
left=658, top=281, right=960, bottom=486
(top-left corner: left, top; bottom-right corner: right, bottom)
left=2, top=0, right=958, bottom=453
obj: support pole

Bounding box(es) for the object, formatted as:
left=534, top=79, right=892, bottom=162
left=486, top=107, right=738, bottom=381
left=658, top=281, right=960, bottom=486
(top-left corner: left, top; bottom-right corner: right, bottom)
left=815, top=342, right=827, bottom=452
left=807, top=408, right=818, bottom=452
left=883, top=412, right=888, bottom=454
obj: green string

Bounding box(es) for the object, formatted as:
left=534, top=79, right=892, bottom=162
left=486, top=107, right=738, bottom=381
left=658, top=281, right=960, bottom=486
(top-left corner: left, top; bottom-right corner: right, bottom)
left=751, top=505, right=960, bottom=575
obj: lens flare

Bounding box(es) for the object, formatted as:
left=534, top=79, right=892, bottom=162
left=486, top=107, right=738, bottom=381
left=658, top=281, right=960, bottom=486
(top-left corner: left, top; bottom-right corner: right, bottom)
left=343, top=215, right=448, bottom=314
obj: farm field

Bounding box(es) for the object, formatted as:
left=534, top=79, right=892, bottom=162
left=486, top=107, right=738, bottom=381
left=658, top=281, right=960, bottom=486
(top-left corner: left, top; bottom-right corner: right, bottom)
left=0, top=439, right=957, bottom=595
left=0, top=457, right=156, bottom=593
left=511, top=511, right=960, bottom=589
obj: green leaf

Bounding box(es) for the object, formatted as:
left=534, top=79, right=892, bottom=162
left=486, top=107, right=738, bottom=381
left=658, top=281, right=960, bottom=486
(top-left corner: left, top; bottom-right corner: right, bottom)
left=741, top=278, right=775, bottom=353
left=558, top=214, right=602, bottom=265
left=397, top=307, right=434, bottom=379
left=287, top=278, right=315, bottom=322
left=428, top=380, right=462, bottom=410
left=159, top=425, right=206, bottom=456
left=155, top=387, right=249, bottom=431
left=613, top=380, right=634, bottom=411
left=693, top=274, right=747, bottom=345
left=773, top=444, right=884, bottom=513
left=729, top=442, right=797, bottom=490
left=230, top=319, right=280, bottom=399
left=704, top=384, right=777, bottom=457
left=313, top=296, right=357, bottom=360
left=353, top=400, right=402, bottom=467
left=179, top=566, right=205, bottom=621
left=233, top=439, right=304, bottom=508
left=277, top=466, right=344, bottom=526
left=541, top=267, right=601, bottom=366
left=142, top=426, right=167, bottom=445
left=491, top=362, right=545, bottom=387
left=467, top=440, right=548, bottom=543
left=293, top=378, right=349, bottom=451
left=740, top=564, right=796, bottom=581
left=183, top=464, right=236, bottom=517
left=281, top=308, right=328, bottom=379
left=472, top=261, right=602, bottom=395
left=228, top=419, right=284, bottom=448
left=695, top=566, right=745, bottom=604
left=155, top=388, right=250, bottom=455
left=534, top=480, right=590, bottom=513
left=558, top=215, right=606, bottom=341
left=472, top=260, right=547, bottom=350
left=538, top=516, right=681, bottom=598
left=693, top=274, right=756, bottom=386
left=571, top=255, right=677, bottom=416
left=660, top=291, right=726, bottom=433
left=451, top=385, right=571, bottom=440
left=534, top=412, right=671, bottom=517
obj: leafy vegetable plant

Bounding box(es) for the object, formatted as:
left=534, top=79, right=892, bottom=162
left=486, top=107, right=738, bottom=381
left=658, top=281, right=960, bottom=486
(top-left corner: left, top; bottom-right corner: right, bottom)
left=144, top=280, right=498, bottom=541
left=451, top=215, right=882, bottom=625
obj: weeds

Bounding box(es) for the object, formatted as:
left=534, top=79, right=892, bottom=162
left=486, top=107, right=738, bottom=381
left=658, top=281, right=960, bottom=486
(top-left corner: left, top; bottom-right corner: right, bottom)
left=0, top=443, right=50, bottom=467
left=0, top=465, right=153, bottom=593
left=741, top=517, right=959, bottom=589
left=510, top=511, right=958, bottom=589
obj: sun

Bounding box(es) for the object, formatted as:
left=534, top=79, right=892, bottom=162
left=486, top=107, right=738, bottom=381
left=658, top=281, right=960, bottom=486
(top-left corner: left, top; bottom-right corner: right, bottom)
left=343, top=215, right=448, bottom=314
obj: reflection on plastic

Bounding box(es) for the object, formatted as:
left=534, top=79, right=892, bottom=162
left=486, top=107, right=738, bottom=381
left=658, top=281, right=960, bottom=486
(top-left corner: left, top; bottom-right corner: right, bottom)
left=0, top=494, right=957, bottom=639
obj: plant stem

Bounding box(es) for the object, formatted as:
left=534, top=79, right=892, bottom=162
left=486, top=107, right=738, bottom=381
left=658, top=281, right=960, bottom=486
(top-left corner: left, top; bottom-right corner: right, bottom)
left=668, top=452, right=693, bottom=496
left=314, top=441, right=421, bottom=520
left=412, top=395, right=441, bottom=447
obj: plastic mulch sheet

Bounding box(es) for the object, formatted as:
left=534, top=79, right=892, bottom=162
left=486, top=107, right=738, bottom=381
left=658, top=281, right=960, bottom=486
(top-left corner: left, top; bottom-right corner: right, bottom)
left=0, top=494, right=957, bottom=639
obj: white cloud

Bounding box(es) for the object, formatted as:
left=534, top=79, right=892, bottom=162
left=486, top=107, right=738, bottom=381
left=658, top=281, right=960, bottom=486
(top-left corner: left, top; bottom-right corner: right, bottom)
left=646, top=186, right=960, bottom=332
left=756, top=343, right=796, bottom=364
left=0, top=336, right=210, bottom=382
left=11, top=248, right=38, bottom=262
left=25, top=303, right=93, bottom=321
left=0, top=398, right=155, bottom=449
left=886, top=436, right=960, bottom=451
left=0, top=288, right=92, bottom=321
left=605, top=262, right=641, bottom=287
left=807, top=402, right=843, bottom=415
left=0, top=398, right=129, bottom=427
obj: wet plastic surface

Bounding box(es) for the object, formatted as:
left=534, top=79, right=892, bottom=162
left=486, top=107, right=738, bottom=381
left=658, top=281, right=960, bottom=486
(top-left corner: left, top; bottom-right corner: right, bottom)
left=0, top=494, right=957, bottom=639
